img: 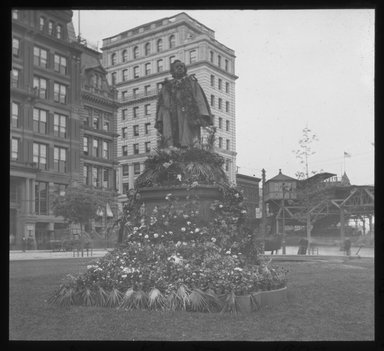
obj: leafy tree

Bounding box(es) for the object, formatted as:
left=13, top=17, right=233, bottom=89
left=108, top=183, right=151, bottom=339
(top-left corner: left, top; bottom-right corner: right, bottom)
left=52, top=183, right=104, bottom=234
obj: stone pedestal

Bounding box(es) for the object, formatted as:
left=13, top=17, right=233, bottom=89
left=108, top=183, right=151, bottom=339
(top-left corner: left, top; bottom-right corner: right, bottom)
left=137, top=185, right=223, bottom=222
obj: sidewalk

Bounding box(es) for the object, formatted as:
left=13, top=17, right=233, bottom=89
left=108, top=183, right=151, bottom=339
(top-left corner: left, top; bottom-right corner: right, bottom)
left=9, top=245, right=374, bottom=261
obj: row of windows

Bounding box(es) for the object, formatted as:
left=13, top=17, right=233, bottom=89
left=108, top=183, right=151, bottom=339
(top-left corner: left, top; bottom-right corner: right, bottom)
left=11, top=70, right=68, bottom=104
left=217, top=137, right=231, bottom=151
left=111, top=56, right=177, bottom=84
left=121, top=162, right=141, bottom=176
left=210, top=95, right=231, bottom=113
left=209, top=51, right=230, bottom=72
left=121, top=141, right=151, bottom=156
left=121, top=122, right=151, bottom=138
left=83, top=136, right=111, bottom=159
left=39, top=16, right=64, bottom=40
left=11, top=101, right=68, bottom=137
left=110, top=35, right=176, bottom=65
left=215, top=117, right=231, bottom=132
left=34, top=181, right=67, bottom=215
left=120, top=83, right=163, bottom=102
left=83, top=164, right=113, bottom=189
left=83, top=106, right=113, bottom=132
left=210, top=75, right=231, bottom=94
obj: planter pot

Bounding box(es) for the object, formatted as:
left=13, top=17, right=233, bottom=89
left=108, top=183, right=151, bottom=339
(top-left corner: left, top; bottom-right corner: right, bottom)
left=138, top=185, right=223, bottom=221
left=234, top=287, right=287, bottom=313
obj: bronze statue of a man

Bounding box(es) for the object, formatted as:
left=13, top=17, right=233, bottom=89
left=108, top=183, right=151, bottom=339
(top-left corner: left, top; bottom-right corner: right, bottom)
left=155, top=60, right=213, bottom=147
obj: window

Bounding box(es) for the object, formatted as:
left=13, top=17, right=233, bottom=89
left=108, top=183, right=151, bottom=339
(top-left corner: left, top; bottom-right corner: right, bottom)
left=145, top=122, right=151, bottom=134
left=169, top=35, right=175, bottom=48
left=111, top=72, right=117, bottom=85
left=122, top=127, right=127, bottom=139
left=145, top=63, right=151, bottom=76
left=122, top=109, right=127, bottom=120
left=93, top=139, right=99, bottom=157
left=157, top=82, right=163, bottom=92
left=54, top=146, right=67, bottom=173
left=226, top=82, right=230, bottom=93
left=169, top=56, right=176, bottom=67
left=145, top=104, right=150, bottom=115
left=210, top=95, right=215, bottom=107
left=225, top=59, right=229, bottom=71
left=133, top=106, right=139, bottom=118
left=83, top=136, right=89, bottom=155
left=35, top=182, right=48, bottom=214
left=84, top=165, right=91, bottom=185
left=54, top=82, right=67, bottom=104
left=218, top=137, right=223, bottom=148
left=11, top=102, right=19, bottom=128
left=226, top=101, right=230, bottom=113
left=121, top=91, right=128, bottom=100
left=145, top=141, right=151, bottom=153
left=122, top=182, right=129, bottom=194
left=210, top=75, right=215, bottom=87
left=92, top=167, right=100, bottom=187
left=103, top=141, right=109, bottom=159
left=48, top=21, right=54, bottom=35
left=133, top=66, right=139, bottom=78
left=133, top=88, right=139, bottom=97
left=11, top=138, right=19, bottom=160
left=134, top=162, right=140, bottom=175
left=93, top=115, right=100, bottom=129
left=157, top=59, right=163, bottom=72
left=12, top=69, right=20, bottom=88
left=33, top=143, right=47, bottom=170
left=103, top=120, right=110, bottom=132
left=157, top=39, right=163, bottom=52
left=225, top=159, right=230, bottom=172
left=33, top=108, right=47, bottom=134
left=103, top=169, right=110, bottom=188
left=122, top=164, right=129, bottom=176
left=33, top=46, right=48, bottom=68
left=53, top=183, right=66, bottom=197
left=133, top=46, right=139, bottom=59
left=133, top=125, right=139, bottom=136
left=210, top=51, right=214, bottom=63
left=218, top=55, right=222, bottom=67
left=111, top=53, right=116, bottom=65
left=12, top=38, right=20, bottom=56
left=226, top=120, right=230, bottom=131
left=218, top=117, right=223, bottom=129
left=122, top=145, right=128, bottom=156
left=39, top=16, right=45, bottom=30
left=122, top=69, right=128, bottom=81
left=226, top=139, right=230, bottom=150
left=56, top=25, right=62, bottom=39
left=133, top=143, right=139, bottom=154
left=218, top=79, right=222, bottom=90
left=53, top=113, right=67, bottom=137
left=54, top=54, right=67, bottom=74
left=189, top=50, right=197, bottom=64
left=145, top=85, right=151, bottom=96
left=122, top=49, right=128, bottom=62
left=218, top=98, right=222, bottom=110
left=145, top=42, right=151, bottom=56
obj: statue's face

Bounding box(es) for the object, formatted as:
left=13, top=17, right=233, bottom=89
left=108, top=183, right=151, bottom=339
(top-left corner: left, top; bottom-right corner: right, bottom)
left=172, top=61, right=186, bottom=78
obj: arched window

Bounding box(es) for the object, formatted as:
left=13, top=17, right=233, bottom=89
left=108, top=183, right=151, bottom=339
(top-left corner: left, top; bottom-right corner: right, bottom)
left=122, top=50, right=128, bottom=62
left=111, top=53, right=116, bottom=66
left=133, top=46, right=139, bottom=59
left=157, top=39, right=163, bottom=52
left=169, top=35, right=175, bottom=49
left=145, top=43, right=151, bottom=56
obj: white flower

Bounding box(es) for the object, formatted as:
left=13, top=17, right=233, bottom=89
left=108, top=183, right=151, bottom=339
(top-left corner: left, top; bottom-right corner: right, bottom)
left=232, top=255, right=238, bottom=258
left=234, top=267, right=243, bottom=271
left=154, top=233, right=159, bottom=238
left=226, top=251, right=231, bottom=254
left=169, top=231, right=173, bottom=235
left=241, top=210, right=247, bottom=214
left=144, top=234, right=149, bottom=239
left=191, top=181, right=199, bottom=188
left=211, top=237, right=216, bottom=242
left=177, top=174, right=182, bottom=181
left=176, top=241, right=181, bottom=247
left=195, top=228, right=200, bottom=233
left=235, top=193, right=240, bottom=198
left=163, top=162, right=171, bottom=169
left=219, top=204, right=223, bottom=208
left=187, top=221, right=191, bottom=225
left=181, top=227, right=186, bottom=232
left=121, top=274, right=127, bottom=278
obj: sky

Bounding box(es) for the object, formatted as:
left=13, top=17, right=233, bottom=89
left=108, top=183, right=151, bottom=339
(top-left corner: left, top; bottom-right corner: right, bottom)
left=72, top=9, right=375, bottom=185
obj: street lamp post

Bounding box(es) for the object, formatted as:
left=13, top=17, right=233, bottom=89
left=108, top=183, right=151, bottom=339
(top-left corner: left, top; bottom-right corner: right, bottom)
left=282, top=183, right=286, bottom=255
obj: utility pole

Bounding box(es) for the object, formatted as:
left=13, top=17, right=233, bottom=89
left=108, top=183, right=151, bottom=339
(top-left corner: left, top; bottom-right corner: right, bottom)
left=261, top=169, right=267, bottom=236
left=282, top=183, right=286, bottom=254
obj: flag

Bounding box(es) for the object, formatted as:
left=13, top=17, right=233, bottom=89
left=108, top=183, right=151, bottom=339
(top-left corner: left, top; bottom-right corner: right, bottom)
left=106, top=203, right=114, bottom=218
left=344, top=152, right=351, bottom=158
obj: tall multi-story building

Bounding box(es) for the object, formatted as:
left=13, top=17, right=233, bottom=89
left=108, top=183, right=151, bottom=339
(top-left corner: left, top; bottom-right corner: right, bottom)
left=101, top=12, right=238, bottom=202
left=10, top=9, right=83, bottom=249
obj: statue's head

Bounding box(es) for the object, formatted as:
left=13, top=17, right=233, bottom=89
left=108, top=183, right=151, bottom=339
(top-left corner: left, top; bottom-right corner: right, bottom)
left=170, top=60, right=187, bottom=79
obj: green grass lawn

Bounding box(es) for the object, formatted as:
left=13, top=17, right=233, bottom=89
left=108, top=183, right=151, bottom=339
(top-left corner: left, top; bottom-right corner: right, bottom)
left=9, top=256, right=374, bottom=341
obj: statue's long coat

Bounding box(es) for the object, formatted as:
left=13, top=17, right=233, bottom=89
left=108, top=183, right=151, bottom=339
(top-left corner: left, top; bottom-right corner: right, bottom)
left=155, top=74, right=213, bottom=147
